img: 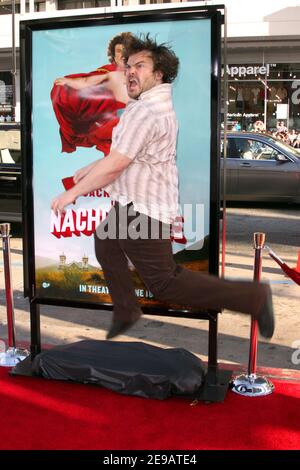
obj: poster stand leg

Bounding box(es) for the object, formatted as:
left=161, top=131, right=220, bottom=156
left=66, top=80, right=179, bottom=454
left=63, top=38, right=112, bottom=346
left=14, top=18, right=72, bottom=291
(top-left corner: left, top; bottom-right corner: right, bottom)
left=29, top=301, right=41, bottom=358
left=195, top=314, right=232, bottom=403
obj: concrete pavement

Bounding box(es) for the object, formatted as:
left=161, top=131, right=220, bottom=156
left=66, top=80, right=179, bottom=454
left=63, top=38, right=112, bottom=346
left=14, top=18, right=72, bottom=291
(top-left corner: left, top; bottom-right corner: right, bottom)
left=0, top=214, right=299, bottom=376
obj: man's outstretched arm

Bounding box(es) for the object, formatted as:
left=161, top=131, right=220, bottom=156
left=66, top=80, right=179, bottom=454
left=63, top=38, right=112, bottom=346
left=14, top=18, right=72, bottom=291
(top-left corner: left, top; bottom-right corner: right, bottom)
left=51, top=149, right=131, bottom=215
left=54, top=73, right=109, bottom=90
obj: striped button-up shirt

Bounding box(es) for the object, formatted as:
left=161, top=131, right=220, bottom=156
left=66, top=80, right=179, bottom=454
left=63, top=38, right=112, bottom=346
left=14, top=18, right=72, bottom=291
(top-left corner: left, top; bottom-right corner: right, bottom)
left=104, top=83, right=180, bottom=224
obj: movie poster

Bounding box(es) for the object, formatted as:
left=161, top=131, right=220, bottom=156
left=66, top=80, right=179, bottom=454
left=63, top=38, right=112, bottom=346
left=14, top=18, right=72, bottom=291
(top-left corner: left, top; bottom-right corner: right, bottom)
left=30, top=17, right=213, bottom=306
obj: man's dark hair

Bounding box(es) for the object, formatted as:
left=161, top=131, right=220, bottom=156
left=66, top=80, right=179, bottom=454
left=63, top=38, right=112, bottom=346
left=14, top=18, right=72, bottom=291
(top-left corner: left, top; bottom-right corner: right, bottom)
left=123, top=34, right=179, bottom=83
left=107, top=32, right=134, bottom=63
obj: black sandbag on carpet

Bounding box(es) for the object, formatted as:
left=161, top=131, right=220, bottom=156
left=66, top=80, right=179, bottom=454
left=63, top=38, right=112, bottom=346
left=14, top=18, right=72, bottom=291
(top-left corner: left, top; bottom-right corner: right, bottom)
left=29, top=340, right=205, bottom=400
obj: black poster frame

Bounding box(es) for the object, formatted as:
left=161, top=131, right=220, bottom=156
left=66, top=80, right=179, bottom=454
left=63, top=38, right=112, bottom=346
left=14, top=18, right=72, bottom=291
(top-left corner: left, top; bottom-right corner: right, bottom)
left=20, top=6, right=227, bottom=394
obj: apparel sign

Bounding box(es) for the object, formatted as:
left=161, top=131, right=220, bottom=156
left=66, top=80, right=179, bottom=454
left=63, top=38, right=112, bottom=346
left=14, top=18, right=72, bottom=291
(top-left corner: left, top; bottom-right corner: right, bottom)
left=228, top=112, right=260, bottom=118
left=21, top=10, right=221, bottom=313
left=226, top=64, right=272, bottom=78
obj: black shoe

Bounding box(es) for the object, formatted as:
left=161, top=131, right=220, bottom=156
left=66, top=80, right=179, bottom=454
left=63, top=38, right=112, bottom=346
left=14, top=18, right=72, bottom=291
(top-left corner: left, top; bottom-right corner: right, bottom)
left=257, top=286, right=275, bottom=339
left=106, top=317, right=140, bottom=340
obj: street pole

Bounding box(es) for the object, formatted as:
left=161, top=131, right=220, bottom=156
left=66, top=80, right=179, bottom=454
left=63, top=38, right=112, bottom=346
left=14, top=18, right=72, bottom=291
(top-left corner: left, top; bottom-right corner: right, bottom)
left=11, top=0, right=17, bottom=121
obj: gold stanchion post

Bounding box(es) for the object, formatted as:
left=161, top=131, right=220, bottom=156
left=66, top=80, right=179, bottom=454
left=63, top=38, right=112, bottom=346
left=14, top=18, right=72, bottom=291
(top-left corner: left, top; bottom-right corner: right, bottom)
left=0, top=223, right=29, bottom=367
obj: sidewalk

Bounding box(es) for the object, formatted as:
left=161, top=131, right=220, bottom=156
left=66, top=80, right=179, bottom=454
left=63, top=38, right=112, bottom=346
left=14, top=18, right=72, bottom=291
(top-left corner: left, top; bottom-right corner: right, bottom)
left=0, top=233, right=299, bottom=377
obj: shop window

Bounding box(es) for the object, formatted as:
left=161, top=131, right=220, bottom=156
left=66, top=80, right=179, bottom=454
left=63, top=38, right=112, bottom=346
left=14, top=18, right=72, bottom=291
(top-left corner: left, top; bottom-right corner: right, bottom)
left=0, top=1, right=46, bottom=14
left=0, top=2, right=20, bottom=14
left=0, top=72, right=14, bottom=123
left=57, top=0, right=110, bottom=8
left=35, top=1, right=46, bottom=12
left=225, top=63, right=300, bottom=134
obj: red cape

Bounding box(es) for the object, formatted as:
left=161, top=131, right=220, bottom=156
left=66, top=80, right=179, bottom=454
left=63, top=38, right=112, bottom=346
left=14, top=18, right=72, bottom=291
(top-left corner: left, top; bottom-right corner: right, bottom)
left=51, top=63, right=125, bottom=156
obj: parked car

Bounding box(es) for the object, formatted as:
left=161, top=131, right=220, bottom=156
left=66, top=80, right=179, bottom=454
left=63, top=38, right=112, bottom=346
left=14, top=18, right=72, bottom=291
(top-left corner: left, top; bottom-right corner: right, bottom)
left=0, top=123, right=21, bottom=222
left=1, top=126, right=299, bottom=225
left=221, top=132, right=300, bottom=203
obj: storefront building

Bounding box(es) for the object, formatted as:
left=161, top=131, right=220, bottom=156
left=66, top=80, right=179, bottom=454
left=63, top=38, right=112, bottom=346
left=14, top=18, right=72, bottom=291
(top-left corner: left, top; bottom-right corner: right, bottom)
left=1, top=0, right=300, bottom=130
left=225, top=39, right=300, bottom=132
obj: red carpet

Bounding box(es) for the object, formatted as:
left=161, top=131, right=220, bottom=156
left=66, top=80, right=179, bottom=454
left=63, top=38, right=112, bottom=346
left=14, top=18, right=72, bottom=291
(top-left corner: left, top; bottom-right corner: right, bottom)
left=0, top=367, right=299, bottom=450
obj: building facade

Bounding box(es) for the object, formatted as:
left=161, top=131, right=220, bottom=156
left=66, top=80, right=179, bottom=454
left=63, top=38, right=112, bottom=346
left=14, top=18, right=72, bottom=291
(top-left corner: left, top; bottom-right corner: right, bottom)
left=1, top=0, right=300, bottom=131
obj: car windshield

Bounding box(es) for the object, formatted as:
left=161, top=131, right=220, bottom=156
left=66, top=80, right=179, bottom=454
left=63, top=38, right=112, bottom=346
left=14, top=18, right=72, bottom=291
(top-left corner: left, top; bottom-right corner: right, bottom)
left=264, top=135, right=300, bottom=159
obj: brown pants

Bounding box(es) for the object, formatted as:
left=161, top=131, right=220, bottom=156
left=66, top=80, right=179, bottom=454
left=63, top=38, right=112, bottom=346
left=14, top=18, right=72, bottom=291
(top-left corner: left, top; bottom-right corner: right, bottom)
left=94, top=203, right=267, bottom=322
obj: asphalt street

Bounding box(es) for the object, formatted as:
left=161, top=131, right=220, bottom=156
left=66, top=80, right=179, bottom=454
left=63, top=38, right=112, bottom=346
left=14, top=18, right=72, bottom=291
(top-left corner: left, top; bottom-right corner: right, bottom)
left=0, top=203, right=299, bottom=374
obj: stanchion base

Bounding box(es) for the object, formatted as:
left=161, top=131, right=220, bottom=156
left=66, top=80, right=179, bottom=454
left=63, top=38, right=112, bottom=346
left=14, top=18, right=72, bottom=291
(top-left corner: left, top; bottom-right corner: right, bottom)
left=0, top=347, right=30, bottom=367
left=230, top=373, right=274, bottom=397
left=196, top=368, right=233, bottom=402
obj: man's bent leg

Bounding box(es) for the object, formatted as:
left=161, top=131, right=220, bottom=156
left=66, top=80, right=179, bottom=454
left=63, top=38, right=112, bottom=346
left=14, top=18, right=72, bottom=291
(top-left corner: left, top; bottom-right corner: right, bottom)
left=120, top=236, right=274, bottom=338
left=94, top=234, right=142, bottom=328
